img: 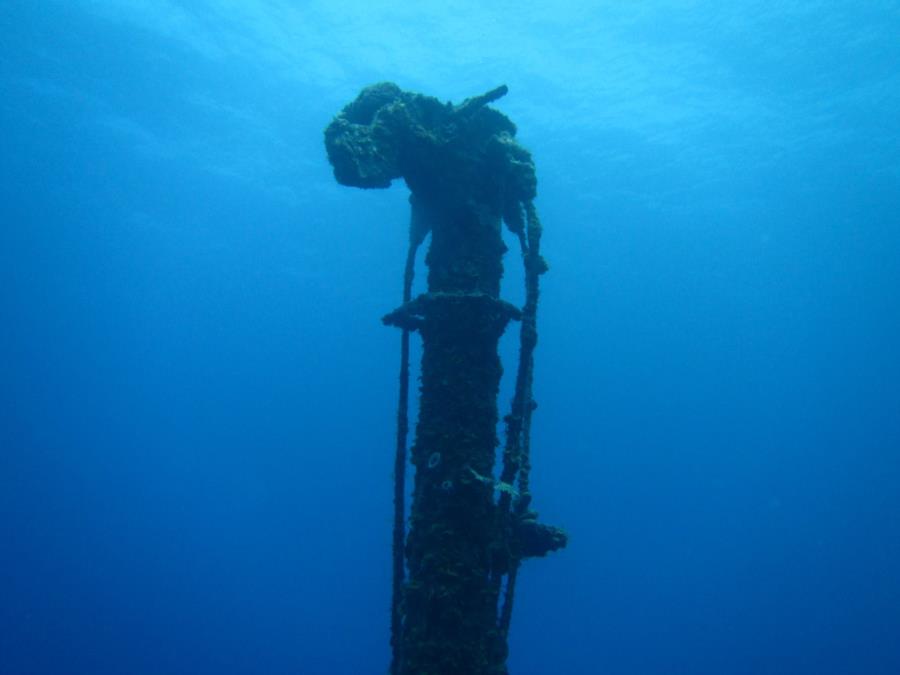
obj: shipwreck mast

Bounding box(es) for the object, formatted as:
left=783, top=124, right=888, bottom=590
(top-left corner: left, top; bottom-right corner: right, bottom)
left=325, top=83, right=566, bottom=675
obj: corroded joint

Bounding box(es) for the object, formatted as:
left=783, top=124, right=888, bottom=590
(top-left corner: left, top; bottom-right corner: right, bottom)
left=453, top=84, right=508, bottom=117
left=382, top=305, right=425, bottom=331
left=383, top=292, right=522, bottom=332
left=492, top=502, right=568, bottom=576
left=525, top=253, right=550, bottom=275
left=513, top=514, right=568, bottom=559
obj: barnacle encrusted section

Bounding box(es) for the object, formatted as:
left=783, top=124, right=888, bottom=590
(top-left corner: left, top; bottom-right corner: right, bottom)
left=325, top=82, right=564, bottom=675
left=324, top=83, right=535, bottom=209
left=388, top=185, right=516, bottom=673
left=403, top=288, right=514, bottom=675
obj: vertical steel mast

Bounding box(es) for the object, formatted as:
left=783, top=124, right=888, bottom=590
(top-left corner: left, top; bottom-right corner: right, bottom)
left=325, top=83, right=566, bottom=675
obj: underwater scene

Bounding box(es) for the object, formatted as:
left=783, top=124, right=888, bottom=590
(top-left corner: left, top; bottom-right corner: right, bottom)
left=2, top=2, right=899, bottom=674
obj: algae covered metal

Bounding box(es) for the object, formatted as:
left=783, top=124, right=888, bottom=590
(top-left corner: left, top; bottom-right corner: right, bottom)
left=325, top=83, right=567, bottom=675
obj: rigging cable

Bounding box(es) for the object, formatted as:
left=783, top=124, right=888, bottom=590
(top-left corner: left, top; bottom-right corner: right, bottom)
left=498, top=201, right=545, bottom=640
left=390, top=205, right=428, bottom=675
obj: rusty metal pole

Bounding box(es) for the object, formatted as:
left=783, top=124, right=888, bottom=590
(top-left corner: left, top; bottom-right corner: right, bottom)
left=324, top=83, right=565, bottom=675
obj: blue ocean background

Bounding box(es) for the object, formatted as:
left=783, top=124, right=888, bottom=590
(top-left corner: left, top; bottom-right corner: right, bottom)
left=2, top=2, right=899, bottom=674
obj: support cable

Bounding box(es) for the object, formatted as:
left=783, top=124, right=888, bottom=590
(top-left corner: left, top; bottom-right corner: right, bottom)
left=390, top=207, right=428, bottom=675
left=498, top=201, right=545, bottom=640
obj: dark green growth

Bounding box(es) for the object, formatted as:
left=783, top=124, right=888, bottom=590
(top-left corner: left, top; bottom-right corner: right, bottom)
left=324, top=83, right=567, bottom=675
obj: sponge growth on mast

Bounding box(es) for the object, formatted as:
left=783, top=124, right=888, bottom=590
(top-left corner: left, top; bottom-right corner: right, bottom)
left=325, top=83, right=567, bottom=675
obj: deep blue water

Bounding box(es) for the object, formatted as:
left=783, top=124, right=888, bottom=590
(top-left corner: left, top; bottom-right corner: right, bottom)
left=2, top=2, right=899, bottom=674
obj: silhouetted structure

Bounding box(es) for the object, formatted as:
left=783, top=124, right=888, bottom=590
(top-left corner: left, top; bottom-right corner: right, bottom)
left=325, top=83, right=566, bottom=675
